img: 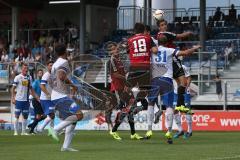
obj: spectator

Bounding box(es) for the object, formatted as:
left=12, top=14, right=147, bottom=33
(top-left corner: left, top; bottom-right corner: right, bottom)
left=213, top=7, right=225, bottom=21
left=229, top=4, right=237, bottom=24
left=213, top=75, right=223, bottom=100
left=17, top=42, right=29, bottom=58
left=1, top=49, right=9, bottom=62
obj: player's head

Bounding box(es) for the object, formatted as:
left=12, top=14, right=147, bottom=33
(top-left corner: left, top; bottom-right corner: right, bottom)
left=55, top=43, right=67, bottom=58
left=108, top=43, right=118, bottom=56
left=47, top=60, right=54, bottom=72
left=144, top=25, right=151, bottom=35
left=157, top=33, right=168, bottom=46
left=21, top=63, right=28, bottom=76
left=37, top=69, right=43, bottom=79
left=157, top=19, right=167, bottom=32
left=134, top=23, right=145, bottom=34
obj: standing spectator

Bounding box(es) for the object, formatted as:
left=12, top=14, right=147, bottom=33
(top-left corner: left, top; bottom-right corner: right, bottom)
left=229, top=4, right=237, bottom=24
left=11, top=63, right=39, bottom=136
left=213, top=7, right=225, bottom=21
left=213, top=75, right=223, bottom=100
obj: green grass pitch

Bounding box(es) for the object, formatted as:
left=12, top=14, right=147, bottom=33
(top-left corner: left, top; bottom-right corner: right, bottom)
left=0, top=131, right=240, bottom=160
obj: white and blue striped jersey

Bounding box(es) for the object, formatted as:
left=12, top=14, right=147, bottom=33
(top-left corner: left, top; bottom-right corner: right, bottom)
left=40, top=71, right=52, bottom=100
left=151, top=46, right=179, bottom=79
left=13, top=74, right=32, bottom=101
left=50, top=57, right=71, bottom=100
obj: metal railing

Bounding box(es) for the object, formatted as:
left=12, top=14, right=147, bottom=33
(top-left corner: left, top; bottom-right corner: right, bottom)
left=117, top=6, right=240, bottom=30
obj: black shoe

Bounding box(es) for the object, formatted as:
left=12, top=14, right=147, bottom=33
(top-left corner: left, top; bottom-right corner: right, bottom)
left=154, top=110, right=163, bottom=124
left=167, top=138, right=173, bottom=144
left=29, top=130, right=36, bottom=135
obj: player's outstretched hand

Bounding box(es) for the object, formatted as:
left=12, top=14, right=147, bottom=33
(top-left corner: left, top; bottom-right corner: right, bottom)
left=193, top=45, right=201, bottom=50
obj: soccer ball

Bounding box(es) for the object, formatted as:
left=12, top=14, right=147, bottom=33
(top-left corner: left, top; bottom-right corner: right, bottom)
left=153, top=9, right=165, bottom=21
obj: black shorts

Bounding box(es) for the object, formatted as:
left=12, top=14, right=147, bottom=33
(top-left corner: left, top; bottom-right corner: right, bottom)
left=127, top=68, right=150, bottom=87
left=32, top=99, right=44, bottom=115
left=173, top=59, right=185, bottom=79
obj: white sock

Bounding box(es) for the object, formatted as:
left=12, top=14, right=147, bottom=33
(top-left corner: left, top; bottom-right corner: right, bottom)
left=54, top=115, right=78, bottom=133
left=165, top=107, right=174, bottom=132
left=38, top=116, right=52, bottom=132
left=186, top=114, right=192, bottom=133
left=22, top=119, right=27, bottom=134
left=62, top=124, right=76, bottom=149
left=14, top=118, right=19, bottom=133
left=174, top=113, right=183, bottom=132
left=147, top=105, right=154, bottom=131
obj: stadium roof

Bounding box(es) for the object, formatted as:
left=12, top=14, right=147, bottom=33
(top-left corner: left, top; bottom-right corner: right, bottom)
left=0, top=0, right=119, bottom=9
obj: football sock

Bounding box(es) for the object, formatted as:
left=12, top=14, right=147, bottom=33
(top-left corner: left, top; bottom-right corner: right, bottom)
left=165, top=107, right=174, bottom=132
left=177, top=86, right=186, bottom=106
left=62, top=124, right=76, bottom=149
left=129, top=120, right=135, bottom=135
left=186, top=114, right=193, bottom=133
left=112, top=122, right=121, bottom=132
left=29, top=117, right=45, bottom=132
left=54, top=115, right=78, bottom=133
left=38, top=116, right=52, bottom=132
left=147, top=105, right=154, bottom=130
left=22, top=119, right=27, bottom=134
left=174, top=113, right=183, bottom=132
left=14, top=118, right=19, bottom=133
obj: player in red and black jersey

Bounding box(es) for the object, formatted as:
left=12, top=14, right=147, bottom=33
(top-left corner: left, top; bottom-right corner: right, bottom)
left=156, top=19, right=193, bottom=113
left=107, top=42, right=143, bottom=140
left=127, top=23, right=158, bottom=115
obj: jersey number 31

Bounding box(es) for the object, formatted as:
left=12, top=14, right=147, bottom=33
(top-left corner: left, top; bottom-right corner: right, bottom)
left=155, top=51, right=167, bottom=63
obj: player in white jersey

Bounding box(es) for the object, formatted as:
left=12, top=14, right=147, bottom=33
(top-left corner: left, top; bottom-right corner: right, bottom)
left=146, top=34, right=200, bottom=143
left=173, top=64, right=193, bottom=139
left=11, top=63, right=39, bottom=136
left=37, top=61, right=54, bottom=132
left=47, top=44, right=83, bottom=152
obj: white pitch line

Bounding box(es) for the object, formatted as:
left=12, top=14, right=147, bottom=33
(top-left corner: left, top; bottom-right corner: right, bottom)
left=201, top=155, right=240, bottom=160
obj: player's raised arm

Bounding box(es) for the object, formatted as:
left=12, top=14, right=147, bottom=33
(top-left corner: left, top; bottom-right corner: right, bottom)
left=177, top=45, right=201, bottom=57
left=176, top=31, right=193, bottom=39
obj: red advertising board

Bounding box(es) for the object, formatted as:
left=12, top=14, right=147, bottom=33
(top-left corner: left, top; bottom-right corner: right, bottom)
left=169, top=111, right=240, bottom=131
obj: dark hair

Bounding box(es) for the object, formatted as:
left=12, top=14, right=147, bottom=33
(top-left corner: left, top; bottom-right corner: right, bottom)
left=134, top=23, right=145, bottom=34
left=37, top=69, right=43, bottom=73
left=22, top=63, right=28, bottom=67
left=145, top=25, right=151, bottom=32
left=47, top=60, right=54, bottom=65
left=156, top=19, right=167, bottom=27
left=55, top=43, right=66, bottom=56
left=157, top=33, right=168, bottom=46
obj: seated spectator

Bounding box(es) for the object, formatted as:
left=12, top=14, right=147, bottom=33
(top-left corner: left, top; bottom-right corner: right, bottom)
left=213, top=7, right=225, bottom=21
left=1, top=49, right=9, bottom=62
left=175, top=20, right=183, bottom=34
left=229, top=4, right=237, bottom=24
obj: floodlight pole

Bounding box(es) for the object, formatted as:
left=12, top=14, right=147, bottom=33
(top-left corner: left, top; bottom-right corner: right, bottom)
left=79, top=0, right=86, bottom=54
left=11, top=6, right=18, bottom=47
left=200, top=0, right=206, bottom=51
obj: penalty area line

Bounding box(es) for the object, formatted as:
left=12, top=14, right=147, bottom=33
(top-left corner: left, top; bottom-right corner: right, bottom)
left=201, top=155, right=240, bottom=160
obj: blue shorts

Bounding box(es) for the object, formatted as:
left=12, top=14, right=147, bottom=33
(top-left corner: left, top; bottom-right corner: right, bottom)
left=184, top=93, right=191, bottom=108
left=52, top=97, right=80, bottom=120
left=15, top=101, right=30, bottom=117
left=173, top=93, right=191, bottom=108
left=40, top=100, right=55, bottom=115
left=148, top=77, right=174, bottom=107
left=173, top=93, right=178, bottom=106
